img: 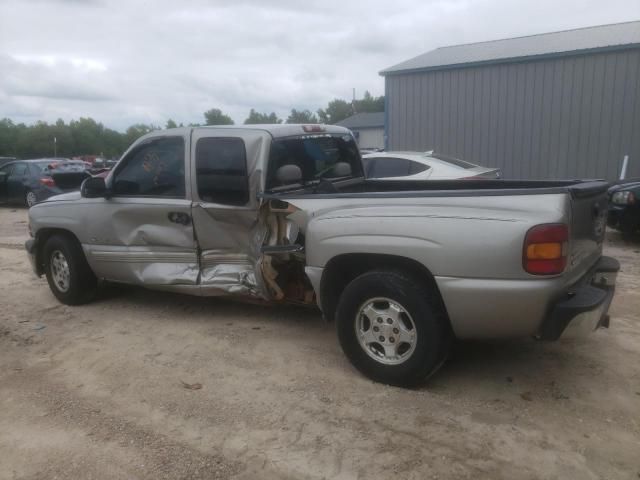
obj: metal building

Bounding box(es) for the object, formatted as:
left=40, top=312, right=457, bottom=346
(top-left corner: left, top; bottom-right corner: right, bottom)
left=381, top=21, right=640, bottom=180
left=336, top=112, right=385, bottom=149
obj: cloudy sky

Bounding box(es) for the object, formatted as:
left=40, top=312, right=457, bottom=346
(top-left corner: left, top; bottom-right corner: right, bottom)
left=0, top=0, right=638, bottom=130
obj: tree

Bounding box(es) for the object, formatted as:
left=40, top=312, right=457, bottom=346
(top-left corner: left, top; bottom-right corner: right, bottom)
left=124, top=124, right=158, bottom=147
left=354, top=91, right=385, bottom=113
left=165, top=119, right=178, bottom=129
left=244, top=109, right=282, bottom=125
left=317, top=99, right=353, bottom=124
left=203, top=108, right=234, bottom=125
left=286, top=109, right=318, bottom=124
left=316, top=92, right=385, bottom=124
left=0, top=118, right=18, bottom=156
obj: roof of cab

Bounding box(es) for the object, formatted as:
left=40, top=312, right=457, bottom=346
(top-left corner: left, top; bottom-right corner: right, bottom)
left=191, top=124, right=350, bottom=138
left=133, top=124, right=352, bottom=147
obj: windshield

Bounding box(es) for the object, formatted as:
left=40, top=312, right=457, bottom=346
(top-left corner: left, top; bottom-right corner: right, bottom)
left=267, top=133, right=362, bottom=189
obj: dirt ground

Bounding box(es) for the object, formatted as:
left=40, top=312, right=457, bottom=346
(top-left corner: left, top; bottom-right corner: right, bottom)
left=0, top=207, right=639, bottom=480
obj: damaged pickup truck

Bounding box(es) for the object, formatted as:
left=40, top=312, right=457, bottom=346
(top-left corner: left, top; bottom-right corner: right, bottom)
left=26, top=124, right=619, bottom=386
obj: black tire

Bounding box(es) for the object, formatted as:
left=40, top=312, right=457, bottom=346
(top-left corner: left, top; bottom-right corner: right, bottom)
left=335, top=270, right=451, bottom=387
left=619, top=213, right=638, bottom=239
left=43, top=234, right=97, bottom=305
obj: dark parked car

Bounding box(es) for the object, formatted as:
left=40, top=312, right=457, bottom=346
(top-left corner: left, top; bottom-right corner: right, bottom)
left=608, top=179, right=640, bottom=236
left=0, top=159, right=90, bottom=207
left=89, top=158, right=118, bottom=175
left=0, top=156, right=17, bottom=167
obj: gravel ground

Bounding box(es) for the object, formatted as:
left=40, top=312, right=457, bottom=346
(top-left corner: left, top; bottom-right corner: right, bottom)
left=0, top=206, right=639, bottom=480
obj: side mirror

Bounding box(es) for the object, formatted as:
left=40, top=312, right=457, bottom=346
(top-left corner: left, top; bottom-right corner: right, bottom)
left=81, top=176, right=107, bottom=198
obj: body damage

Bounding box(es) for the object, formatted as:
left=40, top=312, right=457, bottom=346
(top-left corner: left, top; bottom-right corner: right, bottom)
left=27, top=125, right=610, bottom=341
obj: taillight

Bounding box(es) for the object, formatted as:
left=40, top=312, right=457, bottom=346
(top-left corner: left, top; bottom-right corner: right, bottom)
left=40, top=177, right=55, bottom=187
left=523, top=224, right=568, bottom=275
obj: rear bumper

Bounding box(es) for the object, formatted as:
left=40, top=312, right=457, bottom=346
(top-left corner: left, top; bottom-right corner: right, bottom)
left=538, top=256, right=619, bottom=340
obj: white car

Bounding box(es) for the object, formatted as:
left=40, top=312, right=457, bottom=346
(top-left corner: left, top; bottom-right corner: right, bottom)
left=362, top=151, right=501, bottom=180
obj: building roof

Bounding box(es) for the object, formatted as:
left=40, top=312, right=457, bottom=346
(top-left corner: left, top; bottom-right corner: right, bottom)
left=336, top=112, right=385, bottom=129
left=381, top=20, right=640, bottom=75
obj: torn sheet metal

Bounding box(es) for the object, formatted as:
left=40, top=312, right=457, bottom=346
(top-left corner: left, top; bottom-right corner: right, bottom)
left=198, top=249, right=263, bottom=296
left=191, top=200, right=269, bottom=298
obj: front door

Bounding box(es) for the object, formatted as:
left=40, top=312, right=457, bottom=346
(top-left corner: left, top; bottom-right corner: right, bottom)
left=0, top=164, right=12, bottom=203
left=83, top=134, right=199, bottom=286
left=189, top=128, right=268, bottom=296
left=7, top=162, right=28, bottom=202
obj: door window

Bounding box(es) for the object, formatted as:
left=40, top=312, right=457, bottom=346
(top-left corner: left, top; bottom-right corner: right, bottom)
left=195, top=137, right=248, bottom=205
left=367, top=157, right=411, bottom=178
left=366, top=157, right=430, bottom=178
left=112, top=137, right=185, bottom=197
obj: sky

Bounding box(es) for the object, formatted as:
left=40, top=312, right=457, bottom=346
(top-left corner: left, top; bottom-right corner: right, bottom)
left=0, top=0, right=638, bottom=130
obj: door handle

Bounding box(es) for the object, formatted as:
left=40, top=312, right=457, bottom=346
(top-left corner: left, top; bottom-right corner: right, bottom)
left=168, top=212, right=191, bottom=225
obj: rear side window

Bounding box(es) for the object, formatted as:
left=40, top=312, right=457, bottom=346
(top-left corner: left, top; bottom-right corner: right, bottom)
left=112, top=136, right=185, bottom=197
left=196, top=137, right=248, bottom=205
left=11, top=163, right=28, bottom=176
left=409, top=160, right=429, bottom=175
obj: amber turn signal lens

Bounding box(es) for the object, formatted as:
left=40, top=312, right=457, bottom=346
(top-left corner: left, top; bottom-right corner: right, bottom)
left=523, top=224, right=569, bottom=275
left=526, top=242, right=562, bottom=260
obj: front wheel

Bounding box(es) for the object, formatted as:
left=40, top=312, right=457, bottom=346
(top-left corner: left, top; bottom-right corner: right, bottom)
left=336, top=270, right=451, bottom=387
left=43, top=234, right=97, bottom=305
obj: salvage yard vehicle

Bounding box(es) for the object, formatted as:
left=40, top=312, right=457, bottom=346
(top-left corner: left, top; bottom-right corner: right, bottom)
left=608, top=180, right=640, bottom=237
left=1, top=158, right=90, bottom=207
left=25, top=125, right=619, bottom=386
left=362, top=151, right=501, bottom=180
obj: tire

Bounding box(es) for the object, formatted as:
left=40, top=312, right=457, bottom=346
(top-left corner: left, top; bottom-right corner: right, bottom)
left=43, top=234, right=97, bottom=305
left=25, top=190, right=37, bottom=208
left=619, top=212, right=638, bottom=238
left=336, top=270, right=451, bottom=387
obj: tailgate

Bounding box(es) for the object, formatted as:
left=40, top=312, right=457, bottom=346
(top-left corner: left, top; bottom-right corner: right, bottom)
left=567, top=181, right=609, bottom=275
left=51, top=172, right=89, bottom=190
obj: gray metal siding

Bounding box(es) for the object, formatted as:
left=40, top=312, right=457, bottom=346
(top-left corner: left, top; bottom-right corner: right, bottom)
left=386, top=49, right=640, bottom=180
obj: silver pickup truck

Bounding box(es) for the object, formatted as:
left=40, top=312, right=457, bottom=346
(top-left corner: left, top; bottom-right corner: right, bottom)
left=26, top=124, right=619, bottom=386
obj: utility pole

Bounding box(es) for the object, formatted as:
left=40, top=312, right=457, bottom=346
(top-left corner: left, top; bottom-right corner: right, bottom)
left=53, top=136, right=57, bottom=157
left=352, top=88, right=356, bottom=114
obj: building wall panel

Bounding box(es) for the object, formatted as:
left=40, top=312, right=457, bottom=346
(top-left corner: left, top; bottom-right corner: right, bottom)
left=386, top=49, right=640, bottom=179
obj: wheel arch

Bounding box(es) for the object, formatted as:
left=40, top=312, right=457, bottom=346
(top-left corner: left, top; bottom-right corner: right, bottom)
left=319, top=253, right=450, bottom=326
left=34, top=228, right=84, bottom=276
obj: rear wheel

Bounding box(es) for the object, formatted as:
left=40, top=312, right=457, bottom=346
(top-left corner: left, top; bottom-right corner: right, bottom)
left=336, top=270, right=451, bottom=387
left=25, top=190, right=37, bottom=208
left=43, top=234, right=97, bottom=305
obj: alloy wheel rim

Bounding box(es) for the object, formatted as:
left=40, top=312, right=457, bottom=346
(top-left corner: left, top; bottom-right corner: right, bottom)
left=50, top=250, right=70, bottom=293
left=26, top=191, right=37, bottom=207
left=355, top=297, right=417, bottom=365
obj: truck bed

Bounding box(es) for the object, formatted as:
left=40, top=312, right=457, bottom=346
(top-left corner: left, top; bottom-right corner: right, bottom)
left=264, top=178, right=610, bottom=199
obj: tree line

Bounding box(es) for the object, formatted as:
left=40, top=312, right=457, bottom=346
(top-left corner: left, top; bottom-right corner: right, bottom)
left=0, top=91, right=384, bottom=159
